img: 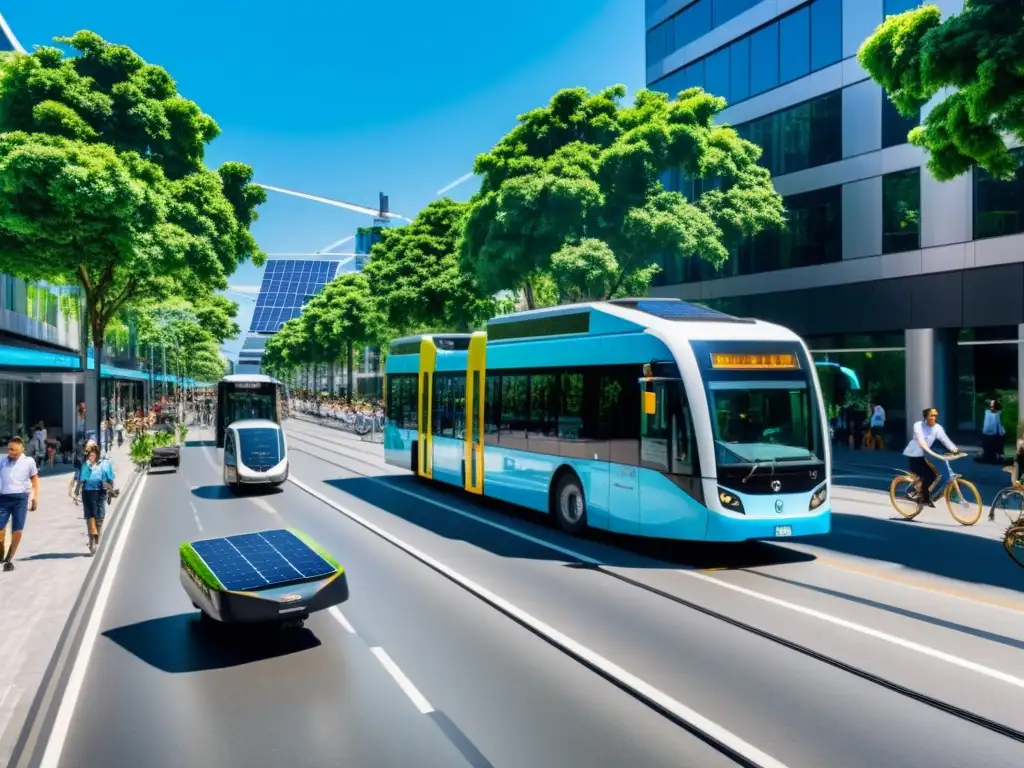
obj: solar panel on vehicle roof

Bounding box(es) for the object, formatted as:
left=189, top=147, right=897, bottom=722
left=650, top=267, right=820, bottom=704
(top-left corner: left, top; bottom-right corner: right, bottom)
left=191, top=530, right=335, bottom=591
left=632, top=300, right=733, bottom=320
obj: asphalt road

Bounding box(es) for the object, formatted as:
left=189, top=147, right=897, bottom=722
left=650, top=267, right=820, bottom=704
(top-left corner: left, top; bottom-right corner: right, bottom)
left=42, top=420, right=1024, bottom=767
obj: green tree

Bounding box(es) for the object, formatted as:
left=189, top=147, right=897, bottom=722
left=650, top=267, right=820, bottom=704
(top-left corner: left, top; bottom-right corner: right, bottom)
left=362, top=198, right=495, bottom=334
left=858, top=1, right=1024, bottom=181
left=193, top=294, right=241, bottom=345
left=303, top=273, right=382, bottom=404
left=0, top=31, right=265, bottom=436
left=460, top=85, right=784, bottom=306
left=262, top=318, right=308, bottom=381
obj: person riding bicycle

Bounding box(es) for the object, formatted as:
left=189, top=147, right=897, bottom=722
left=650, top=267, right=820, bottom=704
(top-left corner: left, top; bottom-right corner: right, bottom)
left=903, top=407, right=959, bottom=508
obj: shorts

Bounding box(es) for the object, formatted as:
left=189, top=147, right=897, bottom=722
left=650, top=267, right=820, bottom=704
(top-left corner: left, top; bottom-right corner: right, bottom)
left=0, top=494, right=29, bottom=533
left=82, top=489, right=106, bottom=520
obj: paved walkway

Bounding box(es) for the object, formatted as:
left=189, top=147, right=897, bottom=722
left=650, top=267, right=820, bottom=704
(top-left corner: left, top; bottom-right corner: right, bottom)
left=0, top=443, right=137, bottom=764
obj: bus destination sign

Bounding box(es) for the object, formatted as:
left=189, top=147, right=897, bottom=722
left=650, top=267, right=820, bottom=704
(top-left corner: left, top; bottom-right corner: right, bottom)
left=710, top=353, right=799, bottom=370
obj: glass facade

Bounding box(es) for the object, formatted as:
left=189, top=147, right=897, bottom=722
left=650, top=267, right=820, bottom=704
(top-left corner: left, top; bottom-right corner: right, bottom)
left=0, top=380, right=25, bottom=441
left=955, top=328, right=1018, bottom=443
left=734, top=90, right=842, bottom=177
left=974, top=148, right=1024, bottom=240
left=650, top=183, right=842, bottom=284
left=881, top=94, right=920, bottom=149
left=650, top=0, right=842, bottom=105
left=882, top=168, right=921, bottom=253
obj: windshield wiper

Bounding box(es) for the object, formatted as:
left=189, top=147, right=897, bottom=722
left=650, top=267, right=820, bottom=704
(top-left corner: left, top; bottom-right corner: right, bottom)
left=742, top=456, right=777, bottom=483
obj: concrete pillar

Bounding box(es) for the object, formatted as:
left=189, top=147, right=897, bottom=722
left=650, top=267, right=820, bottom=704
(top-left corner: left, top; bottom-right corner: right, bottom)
left=905, top=328, right=935, bottom=442
left=61, top=382, right=76, bottom=439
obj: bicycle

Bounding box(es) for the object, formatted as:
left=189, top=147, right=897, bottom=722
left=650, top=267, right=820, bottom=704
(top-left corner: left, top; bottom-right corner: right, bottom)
left=888, top=453, right=983, bottom=525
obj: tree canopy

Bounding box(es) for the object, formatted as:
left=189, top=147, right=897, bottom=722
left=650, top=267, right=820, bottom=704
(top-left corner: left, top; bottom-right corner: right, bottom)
left=362, top=198, right=494, bottom=334
left=0, top=31, right=265, bottom=360
left=459, top=84, right=785, bottom=305
left=858, top=0, right=1024, bottom=181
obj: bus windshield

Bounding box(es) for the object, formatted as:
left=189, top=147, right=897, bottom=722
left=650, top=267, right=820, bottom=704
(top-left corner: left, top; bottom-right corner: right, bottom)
left=707, top=382, right=821, bottom=465
left=226, top=393, right=275, bottom=424
left=237, top=428, right=282, bottom=467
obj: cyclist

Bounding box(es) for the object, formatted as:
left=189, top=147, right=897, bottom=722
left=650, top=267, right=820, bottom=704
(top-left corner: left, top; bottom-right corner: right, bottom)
left=903, top=407, right=959, bottom=508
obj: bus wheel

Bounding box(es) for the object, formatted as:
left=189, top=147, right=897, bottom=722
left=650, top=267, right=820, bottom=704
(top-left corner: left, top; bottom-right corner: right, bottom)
left=553, top=472, right=587, bottom=535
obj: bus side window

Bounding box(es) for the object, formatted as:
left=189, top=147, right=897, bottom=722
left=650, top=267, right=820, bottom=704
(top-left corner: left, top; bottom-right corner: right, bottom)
left=640, top=380, right=696, bottom=476
left=484, top=375, right=500, bottom=433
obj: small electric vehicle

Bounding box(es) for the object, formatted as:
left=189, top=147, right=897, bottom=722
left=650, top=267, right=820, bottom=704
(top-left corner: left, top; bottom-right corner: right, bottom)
left=180, top=528, right=348, bottom=626
left=223, top=419, right=288, bottom=492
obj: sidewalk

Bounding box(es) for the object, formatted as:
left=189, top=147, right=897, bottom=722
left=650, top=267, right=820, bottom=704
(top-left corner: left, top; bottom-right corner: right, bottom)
left=831, top=446, right=1012, bottom=486
left=0, top=442, right=137, bottom=764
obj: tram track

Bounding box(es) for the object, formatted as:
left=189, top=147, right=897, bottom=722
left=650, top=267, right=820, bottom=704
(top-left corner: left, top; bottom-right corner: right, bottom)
left=283, top=424, right=1024, bottom=747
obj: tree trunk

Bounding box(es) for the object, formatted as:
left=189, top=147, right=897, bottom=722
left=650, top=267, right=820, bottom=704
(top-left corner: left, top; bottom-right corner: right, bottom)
left=346, top=340, right=355, bottom=405
left=523, top=281, right=536, bottom=310
left=88, top=339, right=103, bottom=449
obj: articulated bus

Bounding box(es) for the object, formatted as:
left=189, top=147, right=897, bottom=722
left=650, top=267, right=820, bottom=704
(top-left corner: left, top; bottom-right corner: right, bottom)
left=216, top=374, right=284, bottom=448
left=383, top=298, right=831, bottom=542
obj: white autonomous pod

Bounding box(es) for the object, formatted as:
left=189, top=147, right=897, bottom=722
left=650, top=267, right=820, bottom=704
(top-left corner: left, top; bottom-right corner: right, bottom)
left=223, top=419, right=289, bottom=492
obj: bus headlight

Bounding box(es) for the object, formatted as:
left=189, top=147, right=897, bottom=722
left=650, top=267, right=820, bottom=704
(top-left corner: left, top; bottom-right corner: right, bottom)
left=718, top=489, right=745, bottom=514
left=809, top=485, right=828, bottom=510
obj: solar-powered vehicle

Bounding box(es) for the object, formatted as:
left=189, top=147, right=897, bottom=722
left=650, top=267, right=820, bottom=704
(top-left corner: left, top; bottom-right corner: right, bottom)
left=223, top=419, right=288, bottom=492
left=179, top=528, right=348, bottom=628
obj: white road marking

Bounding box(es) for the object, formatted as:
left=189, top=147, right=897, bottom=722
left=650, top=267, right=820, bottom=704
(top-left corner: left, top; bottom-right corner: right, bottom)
left=677, top=569, right=1024, bottom=691
left=329, top=606, right=356, bottom=634
left=290, top=475, right=788, bottom=768
left=252, top=496, right=278, bottom=516
left=38, top=473, right=149, bottom=768
left=189, top=501, right=204, bottom=532
left=370, top=647, right=434, bottom=714
left=293, top=436, right=1024, bottom=691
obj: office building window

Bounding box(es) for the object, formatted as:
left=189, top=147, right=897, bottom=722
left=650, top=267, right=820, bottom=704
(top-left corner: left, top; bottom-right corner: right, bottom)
left=975, top=148, right=1024, bottom=240
left=649, top=0, right=843, bottom=107
left=779, top=6, right=810, bottom=84
left=882, top=168, right=921, bottom=253
left=881, top=94, right=920, bottom=148
left=884, top=0, right=922, bottom=16
left=810, top=0, right=842, bottom=71
left=734, top=90, right=842, bottom=178
left=712, top=0, right=759, bottom=27
left=652, top=184, right=843, bottom=284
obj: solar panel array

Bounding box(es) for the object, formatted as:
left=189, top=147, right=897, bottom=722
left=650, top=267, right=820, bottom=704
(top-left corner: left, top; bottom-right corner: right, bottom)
left=628, top=299, right=736, bottom=321
left=248, top=260, right=340, bottom=334
left=192, top=530, right=336, bottom=591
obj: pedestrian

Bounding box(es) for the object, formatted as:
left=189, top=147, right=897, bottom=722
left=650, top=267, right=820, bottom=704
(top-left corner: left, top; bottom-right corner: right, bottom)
left=0, top=436, right=40, bottom=572
left=72, top=442, right=114, bottom=555
left=981, top=400, right=1005, bottom=462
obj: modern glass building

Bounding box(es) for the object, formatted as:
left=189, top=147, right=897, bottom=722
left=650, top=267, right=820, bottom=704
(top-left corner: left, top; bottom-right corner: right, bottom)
left=646, top=0, right=1024, bottom=443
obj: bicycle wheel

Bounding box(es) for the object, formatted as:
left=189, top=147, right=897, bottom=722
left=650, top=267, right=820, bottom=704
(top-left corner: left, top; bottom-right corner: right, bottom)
left=1004, top=525, right=1024, bottom=568
left=990, top=486, right=1024, bottom=525
left=946, top=478, right=982, bottom=525
left=889, top=475, right=923, bottom=519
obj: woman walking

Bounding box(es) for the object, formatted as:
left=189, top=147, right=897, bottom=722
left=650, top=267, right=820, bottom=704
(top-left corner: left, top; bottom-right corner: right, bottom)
left=74, top=443, right=114, bottom=554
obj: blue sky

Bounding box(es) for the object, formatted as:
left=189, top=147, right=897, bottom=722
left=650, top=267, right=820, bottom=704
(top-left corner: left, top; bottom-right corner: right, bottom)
left=7, top=1, right=644, bottom=359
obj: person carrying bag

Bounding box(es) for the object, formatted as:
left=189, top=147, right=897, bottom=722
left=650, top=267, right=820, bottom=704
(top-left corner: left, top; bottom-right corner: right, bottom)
left=72, top=443, right=114, bottom=555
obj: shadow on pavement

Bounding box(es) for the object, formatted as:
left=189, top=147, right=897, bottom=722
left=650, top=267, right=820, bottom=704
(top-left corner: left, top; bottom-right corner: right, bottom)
left=19, top=552, right=90, bottom=561
left=325, top=475, right=813, bottom=571
left=804, top=512, right=1024, bottom=594
left=191, top=484, right=284, bottom=500
left=103, top=613, right=321, bottom=673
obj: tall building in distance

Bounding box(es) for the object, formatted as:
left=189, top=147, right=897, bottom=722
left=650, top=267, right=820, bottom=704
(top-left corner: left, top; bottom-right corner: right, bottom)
left=354, top=193, right=391, bottom=271
left=646, top=0, right=1024, bottom=443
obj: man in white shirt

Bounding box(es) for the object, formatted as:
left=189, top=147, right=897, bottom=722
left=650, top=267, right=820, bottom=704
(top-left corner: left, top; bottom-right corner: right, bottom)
left=0, top=435, right=40, bottom=571
left=903, top=407, right=958, bottom=508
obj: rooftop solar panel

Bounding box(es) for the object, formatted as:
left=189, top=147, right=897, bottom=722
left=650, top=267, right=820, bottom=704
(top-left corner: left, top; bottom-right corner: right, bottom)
left=191, top=530, right=336, bottom=591
left=610, top=298, right=741, bottom=322
left=247, top=259, right=341, bottom=333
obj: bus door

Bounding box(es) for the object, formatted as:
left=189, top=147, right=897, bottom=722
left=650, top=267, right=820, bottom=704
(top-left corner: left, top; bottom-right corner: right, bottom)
left=417, top=338, right=437, bottom=478
left=464, top=332, right=486, bottom=494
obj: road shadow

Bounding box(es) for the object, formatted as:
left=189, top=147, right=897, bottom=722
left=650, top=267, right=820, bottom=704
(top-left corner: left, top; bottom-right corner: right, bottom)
left=186, top=440, right=217, bottom=447
left=804, top=512, right=1024, bottom=594
left=102, top=613, right=321, bottom=673
left=19, top=551, right=90, bottom=561
left=325, top=475, right=812, bottom=571
left=191, top=484, right=284, bottom=500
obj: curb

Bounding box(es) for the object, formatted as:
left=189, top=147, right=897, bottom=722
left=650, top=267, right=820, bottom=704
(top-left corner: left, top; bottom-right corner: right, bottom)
left=5, top=463, right=146, bottom=768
